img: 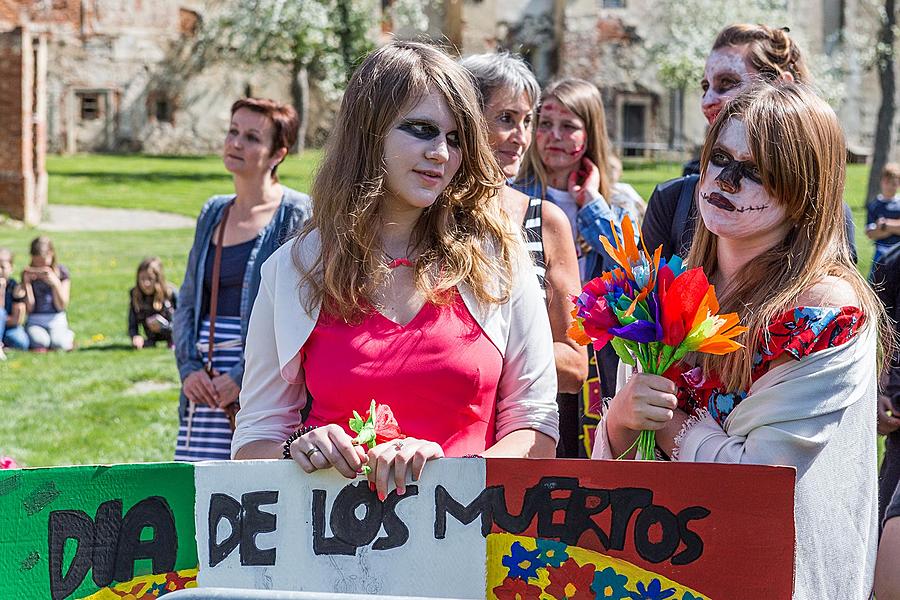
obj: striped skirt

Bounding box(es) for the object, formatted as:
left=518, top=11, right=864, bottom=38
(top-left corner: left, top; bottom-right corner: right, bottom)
left=174, top=316, right=243, bottom=462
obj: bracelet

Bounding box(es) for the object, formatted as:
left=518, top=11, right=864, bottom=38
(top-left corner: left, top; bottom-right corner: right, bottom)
left=282, top=424, right=318, bottom=459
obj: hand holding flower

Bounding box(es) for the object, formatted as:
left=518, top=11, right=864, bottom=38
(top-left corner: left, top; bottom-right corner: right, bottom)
left=291, top=424, right=367, bottom=479
left=569, top=215, right=747, bottom=459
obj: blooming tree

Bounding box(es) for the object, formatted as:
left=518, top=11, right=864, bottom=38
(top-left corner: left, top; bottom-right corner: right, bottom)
left=200, top=0, right=431, bottom=152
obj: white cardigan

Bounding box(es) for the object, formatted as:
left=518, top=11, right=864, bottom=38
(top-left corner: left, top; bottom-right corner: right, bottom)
left=232, top=230, right=560, bottom=457
left=592, top=326, right=878, bottom=600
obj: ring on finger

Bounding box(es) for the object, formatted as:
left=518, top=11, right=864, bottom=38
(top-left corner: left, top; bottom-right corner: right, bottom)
left=305, top=446, right=322, bottom=459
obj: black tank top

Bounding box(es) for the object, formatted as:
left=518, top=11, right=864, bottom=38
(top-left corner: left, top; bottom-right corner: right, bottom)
left=521, top=196, right=546, bottom=296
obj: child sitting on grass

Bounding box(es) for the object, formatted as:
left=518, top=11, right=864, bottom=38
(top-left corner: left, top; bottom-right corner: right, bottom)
left=866, top=162, right=900, bottom=273
left=129, top=257, right=177, bottom=349
left=22, top=236, right=74, bottom=352
left=0, top=248, right=29, bottom=360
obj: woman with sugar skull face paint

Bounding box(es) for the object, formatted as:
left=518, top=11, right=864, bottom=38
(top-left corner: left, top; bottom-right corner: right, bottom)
left=641, top=23, right=856, bottom=263
left=593, top=82, right=892, bottom=599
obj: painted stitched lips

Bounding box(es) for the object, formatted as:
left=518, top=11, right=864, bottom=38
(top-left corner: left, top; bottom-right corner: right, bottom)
left=702, top=192, right=768, bottom=213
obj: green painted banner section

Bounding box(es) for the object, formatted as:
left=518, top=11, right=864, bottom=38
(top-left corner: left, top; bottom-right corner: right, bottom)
left=0, top=462, right=196, bottom=599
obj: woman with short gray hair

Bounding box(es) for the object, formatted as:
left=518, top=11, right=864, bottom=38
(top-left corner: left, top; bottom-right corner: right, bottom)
left=462, top=52, right=588, bottom=457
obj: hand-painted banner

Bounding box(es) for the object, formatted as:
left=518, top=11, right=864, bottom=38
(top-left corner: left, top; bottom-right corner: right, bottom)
left=0, top=463, right=198, bottom=600
left=0, top=459, right=795, bottom=599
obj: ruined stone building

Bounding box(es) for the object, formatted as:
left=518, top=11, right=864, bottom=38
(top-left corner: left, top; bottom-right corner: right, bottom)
left=0, top=0, right=301, bottom=155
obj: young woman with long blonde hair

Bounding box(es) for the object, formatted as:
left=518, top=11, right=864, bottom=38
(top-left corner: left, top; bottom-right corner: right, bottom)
left=593, top=82, right=890, bottom=598
left=233, top=42, right=558, bottom=500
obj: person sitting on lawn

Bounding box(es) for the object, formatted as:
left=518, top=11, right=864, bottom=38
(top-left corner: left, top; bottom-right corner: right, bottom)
left=0, top=247, right=29, bottom=360
left=129, top=257, right=178, bottom=350
left=22, top=236, right=74, bottom=352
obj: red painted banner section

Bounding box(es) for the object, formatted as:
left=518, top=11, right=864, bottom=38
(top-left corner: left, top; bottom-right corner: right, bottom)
left=485, top=459, right=795, bottom=599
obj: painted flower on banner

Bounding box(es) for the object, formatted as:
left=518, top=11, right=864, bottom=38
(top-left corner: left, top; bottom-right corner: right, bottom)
left=535, top=538, right=569, bottom=568
left=502, top=541, right=545, bottom=581
left=628, top=578, right=677, bottom=600
left=544, top=557, right=596, bottom=600
left=491, top=576, right=543, bottom=600
left=591, top=566, right=631, bottom=600
left=680, top=593, right=707, bottom=600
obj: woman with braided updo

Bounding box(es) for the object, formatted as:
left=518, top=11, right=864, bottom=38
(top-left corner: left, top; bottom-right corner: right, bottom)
left=643, top=23, right=855, bottom=264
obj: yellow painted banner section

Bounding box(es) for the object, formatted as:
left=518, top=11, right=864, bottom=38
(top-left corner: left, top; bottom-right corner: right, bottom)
left=487, top=533, right=709, bottom=600
left=79, top=567, right=198, bottom=599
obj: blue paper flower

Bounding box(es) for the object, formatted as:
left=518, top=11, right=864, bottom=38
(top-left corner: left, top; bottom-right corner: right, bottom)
left=501, top=541, right=545, bottom=581
left=628, top=578, right=676, bottom=600
left=535, top=538, right=569, bottom=568
left=591, top=566, right=630, bottom=599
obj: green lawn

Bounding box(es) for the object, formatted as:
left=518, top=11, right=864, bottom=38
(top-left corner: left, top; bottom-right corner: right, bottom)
left=0, top=155, right=879, bottom=467
left=47, top=151, right=322, bottom=217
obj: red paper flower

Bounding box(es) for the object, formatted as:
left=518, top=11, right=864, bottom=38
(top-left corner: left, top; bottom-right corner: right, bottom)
left=370, top=403, right=404, bottom=444
left=492, top=576, right=543, bottom=600
left=544, top=558, right=596, bottom=600
left=659, top=267, right=709, bottom=347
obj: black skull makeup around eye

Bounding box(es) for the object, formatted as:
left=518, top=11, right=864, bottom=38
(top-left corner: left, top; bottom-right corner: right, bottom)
left=712, top=149, right=762, bottom=189
left=398, top=120, right=441, bottom=141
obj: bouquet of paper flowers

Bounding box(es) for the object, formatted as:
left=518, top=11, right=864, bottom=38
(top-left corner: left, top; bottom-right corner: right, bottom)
left=568, top=215, right=747, bottom=460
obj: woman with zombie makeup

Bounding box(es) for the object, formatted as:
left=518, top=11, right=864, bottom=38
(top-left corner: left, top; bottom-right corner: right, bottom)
left=233, top=42, right=559, bottom=500
left=173, top=98, right=311, bottom=462
left=513, top=78, right=629, bottom=445
left=642, top=23, right=856, bottom=262
left=593, top=82, right=891, bottom=599
left=461, top=53, right=587, bottom=456
left=514, top=78, right=626, bottom=283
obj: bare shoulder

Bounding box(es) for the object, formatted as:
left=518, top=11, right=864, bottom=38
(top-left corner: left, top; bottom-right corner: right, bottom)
left=499, top=186, right=529, bottom=225
left=796, top=275, right=860, bottom=309
left=540, top=200, right=571, bottom=236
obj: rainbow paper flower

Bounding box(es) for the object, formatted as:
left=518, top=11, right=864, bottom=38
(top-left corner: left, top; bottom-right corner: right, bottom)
left=569, top=215, right=747, bottom=460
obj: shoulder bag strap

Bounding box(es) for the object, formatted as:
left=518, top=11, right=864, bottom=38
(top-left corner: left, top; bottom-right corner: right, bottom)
left=205, top=201, right=232, bottom=376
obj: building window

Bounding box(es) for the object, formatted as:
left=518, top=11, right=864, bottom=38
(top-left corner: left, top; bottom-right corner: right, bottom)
left=603, top=0, right=626, bottom=7
left=147, top=91, right=176, bottom=124
left=78, top=93, right=100, bottom=121
left=155, top=98, right=173, bottom=124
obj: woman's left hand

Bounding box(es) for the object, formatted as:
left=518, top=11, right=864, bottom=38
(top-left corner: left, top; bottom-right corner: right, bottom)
left=211, top=372, right=240, bottom=408
left=567, top=157, right=602, bottom=208
left=366, top=437, right=444, bottom=501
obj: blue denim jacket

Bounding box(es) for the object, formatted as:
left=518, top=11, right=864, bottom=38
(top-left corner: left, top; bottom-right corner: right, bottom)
left=512, top=177, right=626, bottom=281
left=174, top=187, right=311, bottom=415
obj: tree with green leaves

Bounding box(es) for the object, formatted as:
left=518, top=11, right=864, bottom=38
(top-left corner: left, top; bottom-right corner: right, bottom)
left=866, top=0, right=897, bottom=201
left=200, top=0, right=379, bottom=153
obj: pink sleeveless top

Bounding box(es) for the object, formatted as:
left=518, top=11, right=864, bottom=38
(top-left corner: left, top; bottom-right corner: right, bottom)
left=300, top=291, right=504, bottom=456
